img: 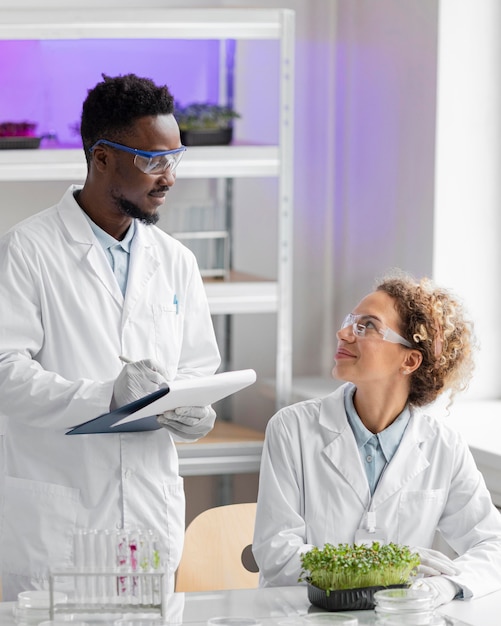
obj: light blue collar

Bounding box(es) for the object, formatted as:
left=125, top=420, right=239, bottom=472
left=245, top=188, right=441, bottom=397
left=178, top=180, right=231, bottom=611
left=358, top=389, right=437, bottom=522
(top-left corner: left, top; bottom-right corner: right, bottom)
left=344, top=385, right=410, bottom=464
left=82, top=210, right=135, bottom=251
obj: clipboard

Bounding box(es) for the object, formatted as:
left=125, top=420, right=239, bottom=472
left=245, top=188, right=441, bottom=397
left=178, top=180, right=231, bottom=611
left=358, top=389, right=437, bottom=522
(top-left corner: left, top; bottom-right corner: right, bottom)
left=66, top=369, right=257, bottom=435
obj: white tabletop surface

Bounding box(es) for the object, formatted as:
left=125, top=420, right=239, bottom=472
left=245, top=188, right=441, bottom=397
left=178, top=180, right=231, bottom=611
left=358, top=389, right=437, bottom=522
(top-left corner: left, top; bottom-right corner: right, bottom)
left=1, top=585, right=500, bottom=626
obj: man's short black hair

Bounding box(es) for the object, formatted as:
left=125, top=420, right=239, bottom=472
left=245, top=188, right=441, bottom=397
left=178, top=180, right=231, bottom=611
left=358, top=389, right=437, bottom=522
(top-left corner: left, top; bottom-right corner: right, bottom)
left=80, top=73, right=175, bottom=163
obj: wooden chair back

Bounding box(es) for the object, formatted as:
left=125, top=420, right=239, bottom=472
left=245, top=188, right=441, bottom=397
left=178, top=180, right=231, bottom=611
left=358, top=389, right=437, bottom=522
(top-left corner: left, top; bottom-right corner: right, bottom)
left=175, top=502, right=259, bottom=592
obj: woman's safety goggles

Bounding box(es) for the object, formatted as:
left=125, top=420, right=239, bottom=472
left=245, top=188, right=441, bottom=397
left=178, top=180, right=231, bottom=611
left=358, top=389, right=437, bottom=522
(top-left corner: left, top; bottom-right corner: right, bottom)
left=90, top=139, right=186, bottom=175
left=340, top=313, right=412, bottom=347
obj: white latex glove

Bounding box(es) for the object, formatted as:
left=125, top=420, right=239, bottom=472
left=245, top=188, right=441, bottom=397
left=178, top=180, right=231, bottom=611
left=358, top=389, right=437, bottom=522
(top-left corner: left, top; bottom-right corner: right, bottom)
left=111, top=358, right=168, bottom=410
left=157, top=405, right=216, bottom=441
left=414, top=547, right=461, bottom=577
left=411, top=576, right=461, bottom=607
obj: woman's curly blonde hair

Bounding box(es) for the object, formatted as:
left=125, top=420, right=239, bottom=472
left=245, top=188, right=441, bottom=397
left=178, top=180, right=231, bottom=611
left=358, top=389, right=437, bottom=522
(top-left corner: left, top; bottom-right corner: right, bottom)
left=375, top=270, right=476, bottom=407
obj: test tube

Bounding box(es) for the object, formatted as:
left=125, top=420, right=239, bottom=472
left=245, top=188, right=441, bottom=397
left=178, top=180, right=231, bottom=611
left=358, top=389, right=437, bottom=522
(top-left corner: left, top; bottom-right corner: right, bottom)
left=116, top=529, right=131, bottom=605
left=72, top=529, right=87, bottom=604
left=93, top=529, right=111, bottom=605
left=102, top=529, right=118, bottom=604
left=128, top=529, right=139, bottom=603
left=86, top=529, right=100, bottom=604
left=137, top=529, right=153, bottom=606
left=149, top=530, right=162, bottom=606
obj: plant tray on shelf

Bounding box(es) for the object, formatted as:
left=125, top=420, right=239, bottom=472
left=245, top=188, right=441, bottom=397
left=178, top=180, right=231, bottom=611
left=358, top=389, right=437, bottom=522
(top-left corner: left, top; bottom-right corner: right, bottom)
left=307, top=583, right=408, bottom=612
left=0, top=136, right=41, bottom=150
left=180, top=127, right=233, bottom=146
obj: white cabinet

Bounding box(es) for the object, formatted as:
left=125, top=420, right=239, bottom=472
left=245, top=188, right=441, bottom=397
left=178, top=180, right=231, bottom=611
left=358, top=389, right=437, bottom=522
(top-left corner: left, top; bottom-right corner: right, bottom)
left=0, top=8, right=294, bottom=473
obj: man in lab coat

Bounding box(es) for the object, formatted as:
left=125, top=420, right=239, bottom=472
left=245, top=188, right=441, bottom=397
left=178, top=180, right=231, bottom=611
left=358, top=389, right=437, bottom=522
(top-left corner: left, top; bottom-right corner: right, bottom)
left=0, top=74, right=221, bottom=599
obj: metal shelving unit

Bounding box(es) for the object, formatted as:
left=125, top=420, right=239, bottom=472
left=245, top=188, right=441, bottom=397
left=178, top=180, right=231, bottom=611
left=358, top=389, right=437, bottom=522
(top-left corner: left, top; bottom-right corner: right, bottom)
left=0, top=8, right=295, bottom=474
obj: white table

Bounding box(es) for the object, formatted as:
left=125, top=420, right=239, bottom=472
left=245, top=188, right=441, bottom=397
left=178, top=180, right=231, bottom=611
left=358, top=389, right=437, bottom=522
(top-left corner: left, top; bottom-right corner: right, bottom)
left=1, top=585, right=499, bottom=625
left=179, top=587, right=501, bottom=626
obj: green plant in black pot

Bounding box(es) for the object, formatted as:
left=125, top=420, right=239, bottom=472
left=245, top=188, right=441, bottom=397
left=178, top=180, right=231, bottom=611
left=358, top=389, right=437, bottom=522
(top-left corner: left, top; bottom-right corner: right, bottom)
left=175, top=102, right=240, bottom=146
left=300, top=542, right=420, bottom=611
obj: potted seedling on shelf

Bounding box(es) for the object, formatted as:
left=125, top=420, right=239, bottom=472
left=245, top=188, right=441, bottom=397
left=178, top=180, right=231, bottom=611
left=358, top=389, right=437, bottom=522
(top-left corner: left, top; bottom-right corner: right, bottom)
left=300, top=542, right=420, bottom=611
left=0, top=121, right=41, bottom=149
left=175, top=102, right=240, bottom=146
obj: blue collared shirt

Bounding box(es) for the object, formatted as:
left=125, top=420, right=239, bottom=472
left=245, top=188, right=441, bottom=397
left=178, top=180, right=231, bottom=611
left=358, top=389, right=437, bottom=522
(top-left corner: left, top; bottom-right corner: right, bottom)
left=344, top=385, right=410, bottom=495
left=82, top=212, right=135, bottom=296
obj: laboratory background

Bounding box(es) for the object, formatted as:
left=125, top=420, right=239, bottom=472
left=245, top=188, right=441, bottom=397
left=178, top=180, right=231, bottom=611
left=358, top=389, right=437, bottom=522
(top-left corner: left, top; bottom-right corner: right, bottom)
left=0, top=0, right=500, bottom=524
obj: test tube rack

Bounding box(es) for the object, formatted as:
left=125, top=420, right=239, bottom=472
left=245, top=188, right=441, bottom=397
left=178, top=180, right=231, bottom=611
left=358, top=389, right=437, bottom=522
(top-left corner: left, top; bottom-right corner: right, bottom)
left=49, top=568, right=166, bottom=618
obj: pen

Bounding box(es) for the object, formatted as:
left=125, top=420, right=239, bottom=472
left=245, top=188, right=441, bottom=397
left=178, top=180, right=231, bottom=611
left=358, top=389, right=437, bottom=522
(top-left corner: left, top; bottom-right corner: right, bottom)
left=119, top=355, right=133, bottom=364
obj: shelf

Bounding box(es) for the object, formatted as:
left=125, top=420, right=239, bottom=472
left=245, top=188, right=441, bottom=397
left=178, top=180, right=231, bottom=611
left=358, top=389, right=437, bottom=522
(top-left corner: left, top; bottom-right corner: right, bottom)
left=176, top=421, right=264, bottom=477
left=182, top=146, right=279, bottom=179
left=204, top=271, right=277, bottom=315
left=0, top=145, right=280, bottom=182
left=0, top=9, right=290, bottom=41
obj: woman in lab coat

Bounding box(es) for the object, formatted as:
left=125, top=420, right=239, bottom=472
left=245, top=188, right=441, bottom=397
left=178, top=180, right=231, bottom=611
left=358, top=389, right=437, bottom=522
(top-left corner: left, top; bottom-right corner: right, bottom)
left=253, top=270, right=501, bottom=604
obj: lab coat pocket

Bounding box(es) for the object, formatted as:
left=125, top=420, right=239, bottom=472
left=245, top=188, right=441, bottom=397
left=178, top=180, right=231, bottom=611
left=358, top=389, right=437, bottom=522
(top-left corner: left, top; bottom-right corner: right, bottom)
left=151, top=302, right=183, bottom=376
left=2, top=476, right=79, bottom=577
left=397, top=489, right=446, bottom=547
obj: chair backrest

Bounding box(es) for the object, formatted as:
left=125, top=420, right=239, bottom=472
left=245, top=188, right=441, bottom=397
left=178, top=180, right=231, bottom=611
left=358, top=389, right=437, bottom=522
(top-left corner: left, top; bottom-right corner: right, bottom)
left=175, top=502, right=259, bottom=592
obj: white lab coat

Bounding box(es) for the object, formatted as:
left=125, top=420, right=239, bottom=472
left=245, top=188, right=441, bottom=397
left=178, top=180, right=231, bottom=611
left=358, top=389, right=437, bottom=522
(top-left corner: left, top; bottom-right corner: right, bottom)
left=0, top=185, right=220, bottom=599
left=253, top=383, right=501, bottom=599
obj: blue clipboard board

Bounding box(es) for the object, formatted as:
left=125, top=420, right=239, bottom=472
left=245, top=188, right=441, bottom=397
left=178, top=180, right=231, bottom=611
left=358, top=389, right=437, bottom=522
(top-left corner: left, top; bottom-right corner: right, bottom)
left=66, top=369, right=256, bottom=435
left=66, top=387, right=170, bottom=434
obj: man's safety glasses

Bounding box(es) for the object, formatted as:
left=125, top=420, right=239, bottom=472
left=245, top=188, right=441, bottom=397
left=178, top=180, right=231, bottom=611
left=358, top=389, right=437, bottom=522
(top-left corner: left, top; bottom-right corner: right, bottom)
left=340, top=313, right=412, bottom=348
left=90, top=139, right=186, bottom=175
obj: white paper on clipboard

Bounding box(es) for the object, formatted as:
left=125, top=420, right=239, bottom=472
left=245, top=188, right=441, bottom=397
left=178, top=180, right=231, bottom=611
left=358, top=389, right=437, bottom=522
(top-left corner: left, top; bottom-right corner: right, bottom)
left=111, top=368, right=257, bottom=428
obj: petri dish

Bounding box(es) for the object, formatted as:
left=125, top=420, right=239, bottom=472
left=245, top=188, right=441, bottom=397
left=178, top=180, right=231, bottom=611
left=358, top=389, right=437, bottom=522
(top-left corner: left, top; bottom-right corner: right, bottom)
left=373, top=588, right=434, bottom=613
left=302, top=614, right=358, bottom=626
left=208, top=618, right=261, bottom=626
left=17, top=590, right=68, bottom=609
left=13, top=590, right=68, bottom=624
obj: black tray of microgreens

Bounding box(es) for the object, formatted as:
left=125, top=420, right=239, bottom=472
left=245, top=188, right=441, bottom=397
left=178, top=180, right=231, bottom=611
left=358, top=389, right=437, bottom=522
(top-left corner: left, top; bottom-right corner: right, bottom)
left=299, top=542, right=420, bottom=611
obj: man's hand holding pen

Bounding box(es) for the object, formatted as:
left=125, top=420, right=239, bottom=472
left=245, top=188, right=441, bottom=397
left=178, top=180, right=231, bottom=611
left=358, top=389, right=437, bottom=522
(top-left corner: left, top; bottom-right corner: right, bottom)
left=111, top=356, right=215, bottom=440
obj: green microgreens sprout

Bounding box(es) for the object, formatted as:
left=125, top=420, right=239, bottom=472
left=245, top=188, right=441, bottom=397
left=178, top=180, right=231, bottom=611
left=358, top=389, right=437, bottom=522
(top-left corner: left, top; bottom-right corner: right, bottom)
left=299, top=542, right=420, bottom=594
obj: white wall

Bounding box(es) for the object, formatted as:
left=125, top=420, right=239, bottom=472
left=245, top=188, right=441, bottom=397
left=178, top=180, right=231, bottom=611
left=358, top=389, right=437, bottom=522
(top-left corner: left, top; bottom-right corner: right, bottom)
left=434, top=0, right=501, bottom=400
left=227, top=0, right=440, bottom=391
left=331, top=0, right=438, bottom=338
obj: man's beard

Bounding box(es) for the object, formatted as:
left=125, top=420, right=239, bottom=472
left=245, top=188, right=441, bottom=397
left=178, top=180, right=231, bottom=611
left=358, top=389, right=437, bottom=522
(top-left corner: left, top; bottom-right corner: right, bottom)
left=113, top=194, right=160, bottom=225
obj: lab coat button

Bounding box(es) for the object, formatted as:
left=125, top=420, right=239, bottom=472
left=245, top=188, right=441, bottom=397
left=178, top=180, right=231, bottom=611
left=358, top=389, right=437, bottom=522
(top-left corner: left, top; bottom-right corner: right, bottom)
left=124, top=469, right=132, bottom=479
